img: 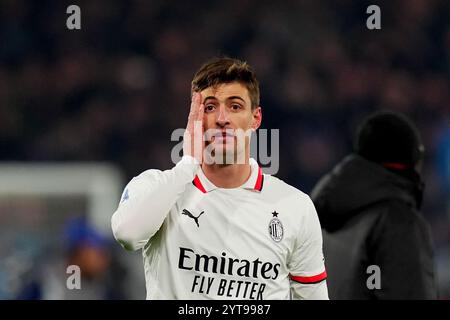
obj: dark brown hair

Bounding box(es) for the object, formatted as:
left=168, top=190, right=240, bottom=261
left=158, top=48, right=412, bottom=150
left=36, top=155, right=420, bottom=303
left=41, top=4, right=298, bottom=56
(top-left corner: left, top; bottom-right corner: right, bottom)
left=191, top=57, right=260, bottom=109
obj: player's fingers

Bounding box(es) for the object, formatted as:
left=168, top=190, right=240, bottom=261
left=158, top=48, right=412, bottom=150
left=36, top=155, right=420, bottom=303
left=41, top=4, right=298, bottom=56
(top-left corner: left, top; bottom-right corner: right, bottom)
left=197, top=93, right=204, bottom=122
left=189, top=92, right=195, bottom=112
left=197, top=103, right=204, bottom=122
left=189, top=92, right=200, bottom=122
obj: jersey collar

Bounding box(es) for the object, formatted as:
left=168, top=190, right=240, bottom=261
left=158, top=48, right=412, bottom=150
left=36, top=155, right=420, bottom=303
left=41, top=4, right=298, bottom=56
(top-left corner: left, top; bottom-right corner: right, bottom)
left=192, top=158, right=264, bottom=193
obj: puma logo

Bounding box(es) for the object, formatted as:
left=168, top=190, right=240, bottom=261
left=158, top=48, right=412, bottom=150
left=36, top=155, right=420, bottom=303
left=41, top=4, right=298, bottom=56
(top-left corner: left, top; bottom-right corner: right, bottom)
left=182, top=209, right=205, bottom=227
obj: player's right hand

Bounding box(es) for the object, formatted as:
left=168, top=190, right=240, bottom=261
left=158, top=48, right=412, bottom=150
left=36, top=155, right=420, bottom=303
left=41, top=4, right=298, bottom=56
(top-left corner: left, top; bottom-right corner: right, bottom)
left=183, top=91, right=204, bottom=163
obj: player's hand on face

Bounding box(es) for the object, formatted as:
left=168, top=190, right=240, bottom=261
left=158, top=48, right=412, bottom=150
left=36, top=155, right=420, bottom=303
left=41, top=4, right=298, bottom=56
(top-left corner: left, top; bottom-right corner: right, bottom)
left=183, top=92, right=204, bottom=163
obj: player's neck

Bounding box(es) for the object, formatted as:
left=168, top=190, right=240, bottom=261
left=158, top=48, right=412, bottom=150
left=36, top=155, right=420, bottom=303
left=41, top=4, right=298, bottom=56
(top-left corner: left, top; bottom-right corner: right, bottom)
left=201, top=160, right=252, bottom=189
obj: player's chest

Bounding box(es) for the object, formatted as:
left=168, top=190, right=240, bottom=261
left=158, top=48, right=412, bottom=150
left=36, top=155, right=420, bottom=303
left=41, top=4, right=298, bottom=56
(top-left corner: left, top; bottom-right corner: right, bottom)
left=166, top=192, right=295, bottom=259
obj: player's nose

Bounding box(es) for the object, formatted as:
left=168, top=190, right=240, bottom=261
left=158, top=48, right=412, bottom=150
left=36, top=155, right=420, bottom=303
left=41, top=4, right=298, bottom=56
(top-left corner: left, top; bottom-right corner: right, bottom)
left=216, top=105, right=230, bottom=127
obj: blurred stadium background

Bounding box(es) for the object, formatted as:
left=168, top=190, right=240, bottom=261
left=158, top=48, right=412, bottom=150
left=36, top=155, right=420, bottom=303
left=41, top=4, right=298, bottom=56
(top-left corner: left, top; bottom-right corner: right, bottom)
left=0, top=0, right=449, bottom=299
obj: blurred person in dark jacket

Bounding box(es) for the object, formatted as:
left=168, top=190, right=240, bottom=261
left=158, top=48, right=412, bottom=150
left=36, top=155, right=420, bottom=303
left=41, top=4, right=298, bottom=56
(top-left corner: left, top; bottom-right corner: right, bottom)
left=311, top=111, right=438, bottom=299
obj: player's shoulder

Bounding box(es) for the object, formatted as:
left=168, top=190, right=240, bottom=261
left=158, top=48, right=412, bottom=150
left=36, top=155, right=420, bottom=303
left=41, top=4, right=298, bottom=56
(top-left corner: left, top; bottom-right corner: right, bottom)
left=263, top=174, right=313, bottom=206
left=262, top=174, right=317, bottom=230
left=134, top=168, right=164, bottom=179
left=125, top=168, right=164, bottom=188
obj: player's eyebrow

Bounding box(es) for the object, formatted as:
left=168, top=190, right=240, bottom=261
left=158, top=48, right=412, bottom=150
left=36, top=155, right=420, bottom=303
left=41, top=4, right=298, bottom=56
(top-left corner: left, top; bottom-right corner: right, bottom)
left=203, top=96, right=218, bottom=103
left=203, top=96, right=246, bottom=104
left=227, top=96, right=246, bottom=104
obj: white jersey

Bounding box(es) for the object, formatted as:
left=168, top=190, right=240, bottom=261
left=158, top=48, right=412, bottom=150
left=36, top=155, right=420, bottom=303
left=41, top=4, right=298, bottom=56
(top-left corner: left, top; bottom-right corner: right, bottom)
left=111, top=156, right=328, bottom=300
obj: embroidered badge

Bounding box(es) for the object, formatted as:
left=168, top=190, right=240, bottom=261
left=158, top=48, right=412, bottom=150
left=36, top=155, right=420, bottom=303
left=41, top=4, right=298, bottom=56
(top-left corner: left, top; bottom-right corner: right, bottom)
left=268, top=211, right=283, bottom=242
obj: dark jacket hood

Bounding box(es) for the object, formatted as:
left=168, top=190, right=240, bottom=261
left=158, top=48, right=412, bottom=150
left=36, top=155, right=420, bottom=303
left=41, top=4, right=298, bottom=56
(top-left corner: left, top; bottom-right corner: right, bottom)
left=311, top=154, right=424, bottom=231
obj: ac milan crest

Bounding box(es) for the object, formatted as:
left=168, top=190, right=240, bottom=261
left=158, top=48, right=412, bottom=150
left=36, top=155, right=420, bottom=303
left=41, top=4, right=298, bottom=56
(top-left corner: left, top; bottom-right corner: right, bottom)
left=268, top=211, right=283, bottom=242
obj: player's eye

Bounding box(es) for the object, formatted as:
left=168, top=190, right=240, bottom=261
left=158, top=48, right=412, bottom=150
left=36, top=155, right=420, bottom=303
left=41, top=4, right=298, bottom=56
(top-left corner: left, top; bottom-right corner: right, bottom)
left=230, top=104, right=242, bottom=111
left=204, top=104, right=216, bottom=113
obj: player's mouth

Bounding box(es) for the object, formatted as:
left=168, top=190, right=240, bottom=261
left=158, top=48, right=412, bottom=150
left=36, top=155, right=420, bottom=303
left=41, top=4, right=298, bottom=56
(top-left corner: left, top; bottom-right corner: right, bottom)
left=212, top=131, right=235, bottom=143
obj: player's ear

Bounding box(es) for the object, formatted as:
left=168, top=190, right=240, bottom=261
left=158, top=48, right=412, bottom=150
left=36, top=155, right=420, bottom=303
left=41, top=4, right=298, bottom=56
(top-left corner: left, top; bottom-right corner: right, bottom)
left=251, top=106, right=262, bottom=131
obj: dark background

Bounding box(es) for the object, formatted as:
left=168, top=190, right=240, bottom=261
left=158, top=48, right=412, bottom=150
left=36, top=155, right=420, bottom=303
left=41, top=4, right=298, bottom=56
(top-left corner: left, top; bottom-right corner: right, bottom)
left=0, top=0, right=449, bottom=298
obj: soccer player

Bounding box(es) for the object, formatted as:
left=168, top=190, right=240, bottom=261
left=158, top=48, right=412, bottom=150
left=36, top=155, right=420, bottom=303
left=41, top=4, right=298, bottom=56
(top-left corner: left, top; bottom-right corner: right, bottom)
left=111, top=57, right=328, bottom=300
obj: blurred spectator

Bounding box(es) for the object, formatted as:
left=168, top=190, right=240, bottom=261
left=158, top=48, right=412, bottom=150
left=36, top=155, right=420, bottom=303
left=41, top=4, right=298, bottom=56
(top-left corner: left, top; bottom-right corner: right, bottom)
left=311, top=111, right=438, bottom=299
left=436, top=123, right=450, bottom=192
left=17, top=217, right=126, bottom=300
